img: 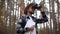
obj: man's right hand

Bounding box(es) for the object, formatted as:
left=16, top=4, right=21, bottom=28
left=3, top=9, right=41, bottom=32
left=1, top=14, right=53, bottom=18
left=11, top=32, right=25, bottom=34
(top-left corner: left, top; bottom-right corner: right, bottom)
left=29, top=25, right=35, bottom=31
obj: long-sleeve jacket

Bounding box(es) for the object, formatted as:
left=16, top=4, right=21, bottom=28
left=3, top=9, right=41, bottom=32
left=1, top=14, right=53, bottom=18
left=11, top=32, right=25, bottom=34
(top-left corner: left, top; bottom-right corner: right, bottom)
left=17, top=12, right=48, bottom=34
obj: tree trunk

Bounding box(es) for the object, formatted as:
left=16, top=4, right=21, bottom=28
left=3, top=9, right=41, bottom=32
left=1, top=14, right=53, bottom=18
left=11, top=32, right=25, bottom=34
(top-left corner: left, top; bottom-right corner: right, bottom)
left=20, top=0, right=25, bottom=16
left=51, top=0, right=57, bottom=34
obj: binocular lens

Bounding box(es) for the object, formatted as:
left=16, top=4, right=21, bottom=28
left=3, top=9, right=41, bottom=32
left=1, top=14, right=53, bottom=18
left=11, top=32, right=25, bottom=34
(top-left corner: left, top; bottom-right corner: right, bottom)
left=32, top=4, right=42, bottom=9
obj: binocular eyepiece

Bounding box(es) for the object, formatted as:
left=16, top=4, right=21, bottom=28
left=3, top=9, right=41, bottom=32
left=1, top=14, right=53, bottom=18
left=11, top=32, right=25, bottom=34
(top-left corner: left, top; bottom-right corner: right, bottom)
left=32, top=4, right=42, bottom=9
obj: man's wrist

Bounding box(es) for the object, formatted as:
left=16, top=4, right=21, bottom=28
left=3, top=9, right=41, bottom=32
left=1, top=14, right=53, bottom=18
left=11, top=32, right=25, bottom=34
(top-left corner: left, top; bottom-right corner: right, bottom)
left=24, top=27, right=30, bottom=32
left=41, top=12, right=45, bottom=14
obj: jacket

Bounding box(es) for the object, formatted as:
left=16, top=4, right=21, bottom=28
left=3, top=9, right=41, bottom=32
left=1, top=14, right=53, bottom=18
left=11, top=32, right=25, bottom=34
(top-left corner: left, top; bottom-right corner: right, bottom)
left=16, top=12, right=48, bottom=34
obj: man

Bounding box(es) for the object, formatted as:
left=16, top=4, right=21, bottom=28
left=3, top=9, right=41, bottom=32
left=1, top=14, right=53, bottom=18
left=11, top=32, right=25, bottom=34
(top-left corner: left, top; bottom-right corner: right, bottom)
left=17, top=3, right=48, bottom=34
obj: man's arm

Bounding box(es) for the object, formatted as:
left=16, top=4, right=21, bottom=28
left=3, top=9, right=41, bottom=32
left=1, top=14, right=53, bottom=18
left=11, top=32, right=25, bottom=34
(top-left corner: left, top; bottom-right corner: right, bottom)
left=36, top=6, right=48, bottom=23
left=16, top=16, right=24, bottom=33
left=36, top=12, right=48, bottom=23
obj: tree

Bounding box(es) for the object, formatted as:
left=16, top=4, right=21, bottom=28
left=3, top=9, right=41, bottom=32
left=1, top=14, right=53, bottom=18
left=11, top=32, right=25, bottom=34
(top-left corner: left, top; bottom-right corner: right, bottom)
left=20, top=0, right=25, bottom=16
left=51, top=0, right=57, bottom=34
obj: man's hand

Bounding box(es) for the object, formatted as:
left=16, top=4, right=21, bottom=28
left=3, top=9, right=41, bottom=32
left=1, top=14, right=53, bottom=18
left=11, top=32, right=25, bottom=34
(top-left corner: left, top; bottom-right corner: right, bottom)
left=29, top=25, right=34, bottom=31
left=38, top=6, right=46, bottom=12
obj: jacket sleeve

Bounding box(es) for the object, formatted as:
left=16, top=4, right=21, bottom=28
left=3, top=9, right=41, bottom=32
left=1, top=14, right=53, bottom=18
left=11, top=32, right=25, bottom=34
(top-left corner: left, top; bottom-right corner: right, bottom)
left=17, top=16, right=26, bottom=28
left=16, top=16, right=30, bottom=33
left=36, top=12, right=48, bottom=23
left=16, top=16, right=24, bottom=33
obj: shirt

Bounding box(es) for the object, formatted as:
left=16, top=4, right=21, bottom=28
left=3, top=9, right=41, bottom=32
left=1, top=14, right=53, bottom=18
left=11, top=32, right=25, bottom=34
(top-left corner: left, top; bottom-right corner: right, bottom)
left=25, top=16, right=36, bottom=34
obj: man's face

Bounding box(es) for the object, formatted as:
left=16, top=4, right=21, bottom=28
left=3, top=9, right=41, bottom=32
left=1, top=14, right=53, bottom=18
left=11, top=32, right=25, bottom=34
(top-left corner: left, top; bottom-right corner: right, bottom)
left=28, top=6, right=35, bottom=14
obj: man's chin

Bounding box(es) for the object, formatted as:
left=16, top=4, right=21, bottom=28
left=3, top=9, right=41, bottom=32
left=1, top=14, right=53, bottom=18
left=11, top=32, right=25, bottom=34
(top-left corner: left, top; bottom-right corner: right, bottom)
left=30, top=12, right=34, bottom=14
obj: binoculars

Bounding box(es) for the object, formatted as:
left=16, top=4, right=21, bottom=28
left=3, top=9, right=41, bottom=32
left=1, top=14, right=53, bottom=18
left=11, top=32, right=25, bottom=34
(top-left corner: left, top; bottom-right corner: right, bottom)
left=32, top=4, right=42, bottom=9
